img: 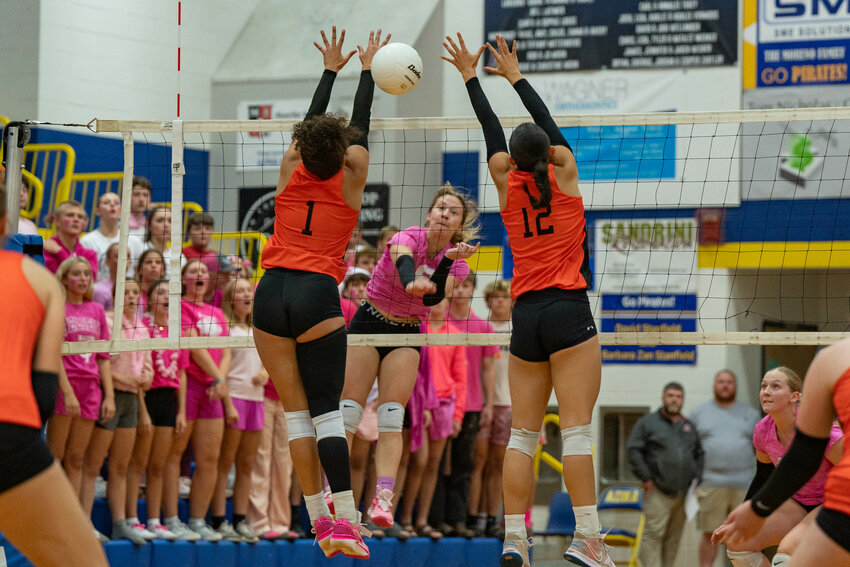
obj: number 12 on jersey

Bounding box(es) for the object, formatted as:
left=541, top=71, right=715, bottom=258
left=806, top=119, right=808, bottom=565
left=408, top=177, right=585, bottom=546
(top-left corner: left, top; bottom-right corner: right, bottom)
left=521, top=205, right=554, bottom=238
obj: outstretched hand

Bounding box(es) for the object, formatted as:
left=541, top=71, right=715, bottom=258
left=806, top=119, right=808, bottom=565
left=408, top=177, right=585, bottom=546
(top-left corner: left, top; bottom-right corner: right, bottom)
left=359, top=29, right=391, bottom=70
left=314, top=26, right=357, bottom=72
left=441, top=33, right=485, bottom=82
left=445, top=241, right=480, bottom=261
left=483, top=35, right=523, bottom=85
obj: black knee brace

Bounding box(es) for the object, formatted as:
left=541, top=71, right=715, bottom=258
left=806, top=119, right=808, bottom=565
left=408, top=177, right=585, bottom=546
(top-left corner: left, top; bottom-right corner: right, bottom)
left=296, top=326, right=347, bottom=418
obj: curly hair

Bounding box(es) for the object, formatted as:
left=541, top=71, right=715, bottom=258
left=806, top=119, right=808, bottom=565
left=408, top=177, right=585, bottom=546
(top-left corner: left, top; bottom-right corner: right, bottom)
left=292, top=114, right=360, bottom=180
left=426, top=183, right=481, bottom=244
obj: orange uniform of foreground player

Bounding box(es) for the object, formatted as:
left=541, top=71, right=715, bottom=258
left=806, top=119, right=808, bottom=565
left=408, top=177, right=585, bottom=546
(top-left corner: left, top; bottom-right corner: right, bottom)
left=0, top=250, right=46, bottom=428
left=825, top=368, right=850, bottom=516
left=500, top=164, right=591, bottom=299
left=261, top=163, right=359, bottom=284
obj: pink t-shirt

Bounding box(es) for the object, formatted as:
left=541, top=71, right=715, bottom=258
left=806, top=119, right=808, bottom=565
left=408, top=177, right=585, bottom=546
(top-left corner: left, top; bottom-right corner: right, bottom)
left=753, top=415, right=844, bottom=506
left=45, top=236, right=99, bottom=280
left=181, top=299, right=229, bottom=385
left=447, top=310, right=500, bottom=412
left=365, top=227, right=470, bottom=321
left=146, top=316, right=190, bottom=390
left=63, top=301, right=110, bottom=380
left=421, top=319, right=467, bottom=423
left=107, top=313, right=153, bottom=394
left=341, top=297, right=359, bottom=328
left=264, top=380, right=280, bottom=401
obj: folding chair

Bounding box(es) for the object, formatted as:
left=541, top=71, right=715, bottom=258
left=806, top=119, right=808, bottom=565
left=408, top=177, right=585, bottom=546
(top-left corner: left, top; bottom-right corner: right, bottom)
left=597, top=486, right=644, bottom=567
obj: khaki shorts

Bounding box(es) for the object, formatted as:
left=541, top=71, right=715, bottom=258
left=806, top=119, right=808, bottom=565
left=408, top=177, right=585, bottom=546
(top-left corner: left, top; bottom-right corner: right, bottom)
left=696, top=485, right=747, bottom=532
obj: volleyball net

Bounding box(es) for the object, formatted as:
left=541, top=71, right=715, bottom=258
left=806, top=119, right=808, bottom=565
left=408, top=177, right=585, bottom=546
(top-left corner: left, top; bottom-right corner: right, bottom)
left=54, top=106, right=850, bottom=354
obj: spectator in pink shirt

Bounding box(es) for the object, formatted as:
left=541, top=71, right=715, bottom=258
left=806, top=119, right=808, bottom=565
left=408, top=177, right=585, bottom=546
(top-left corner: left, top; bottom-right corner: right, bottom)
left=398, top=298, right=466, bottom=539
left=43, top=200, right=99, bottom=279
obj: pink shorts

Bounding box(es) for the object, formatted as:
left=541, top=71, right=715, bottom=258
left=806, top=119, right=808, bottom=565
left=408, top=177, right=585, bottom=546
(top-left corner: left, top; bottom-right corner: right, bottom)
left=185, top=378, right=224, bottom=421
left=428, top=397, right=455, bottom=441
left=478, top=406, right=512, bottom=446
left=55, top=378, right=102, bottom=421
left=229, top=398, right=264, bottom=431
left=356, top=399, right=379, bottom=442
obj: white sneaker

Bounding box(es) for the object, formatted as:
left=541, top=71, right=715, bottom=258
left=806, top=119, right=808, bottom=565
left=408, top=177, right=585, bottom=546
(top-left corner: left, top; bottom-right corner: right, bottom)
left=500, top=534, right=532, bottom=567
left=148, top=523, right=179, bottom=541
left=234, top=519, right=259, bottom=543
left=93, top=528, right=110, bottom=544
left=94, top=476, right=107, bottom=499
left=188, top=519, right=223, bottom=542
left=564, top=535, right=615, bottom=567
left=128, top=522, right=157, bottom=540
left=217, top=520, right=243, bottom=542
left=164, top=519, right=201, bottom=542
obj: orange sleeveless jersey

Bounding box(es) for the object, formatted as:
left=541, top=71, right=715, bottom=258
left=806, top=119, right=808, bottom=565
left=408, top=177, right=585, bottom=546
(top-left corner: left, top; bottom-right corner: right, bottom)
left=260, top=162, right=359, bottom=284
left=0, top=251, right=46, bottom=428
left=500, top=165, right=591, bottom=299
left=825, top=367, right=850, bottom=515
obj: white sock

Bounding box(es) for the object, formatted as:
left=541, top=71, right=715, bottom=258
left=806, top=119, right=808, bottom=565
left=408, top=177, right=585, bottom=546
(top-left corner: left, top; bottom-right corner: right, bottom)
left=332, top=490, right=357, bottom=523
left=148, top=518, right=162, bottom=527
left=772, top=553, right=791, bottom=567
left=305, top=492, right=331, bottom=525
left=505, top=514, right=527, bottom=539
left=126, top=517, right=139, bottom=525
left=573, top=505, right=602, bottom=538
left=164, top=516, right=179, bottom=526
left=188, top=517, right=205, bottom=526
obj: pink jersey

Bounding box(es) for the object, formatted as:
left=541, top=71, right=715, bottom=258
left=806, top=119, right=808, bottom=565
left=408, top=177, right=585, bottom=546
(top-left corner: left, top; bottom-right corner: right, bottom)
left=753, top=415, right=843, bottom=506
left=365, top=227, right=469, bottom=321
left=107, top=313, right=153, bottom=394
left=447, top=310, right=499, bottom=412
left=146, top=316, right=190, bottom=390
left=181, top=299, right=229, bottom=385
left=63, top=301, right=110, bottom=380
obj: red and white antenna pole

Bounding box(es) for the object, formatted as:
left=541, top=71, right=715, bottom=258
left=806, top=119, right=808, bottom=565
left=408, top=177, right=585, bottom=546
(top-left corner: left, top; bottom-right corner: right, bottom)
left=176, top=1, right=182, bottom=117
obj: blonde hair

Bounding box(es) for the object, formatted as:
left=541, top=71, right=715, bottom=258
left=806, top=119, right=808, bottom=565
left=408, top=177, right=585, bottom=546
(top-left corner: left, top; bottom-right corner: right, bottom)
left=222, top=278, right=252, bottom=327
left=484, top=279, right=511, bottom=302
left=427, top=183, right=481, bottom=244
left=56, top=257, right=95, bottom=301
left=771, top=366, right=802, bottom=394
left=52, top=200, right=88, bottom=227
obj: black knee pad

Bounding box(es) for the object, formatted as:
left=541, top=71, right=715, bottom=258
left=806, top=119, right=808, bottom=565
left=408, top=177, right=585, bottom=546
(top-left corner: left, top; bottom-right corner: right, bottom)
left=296, top=326, right=347, bottom=418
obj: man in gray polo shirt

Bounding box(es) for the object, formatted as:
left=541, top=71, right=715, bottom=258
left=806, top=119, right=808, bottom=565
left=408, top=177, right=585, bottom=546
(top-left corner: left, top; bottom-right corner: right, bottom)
left=689, top=369, right=760, bottom=567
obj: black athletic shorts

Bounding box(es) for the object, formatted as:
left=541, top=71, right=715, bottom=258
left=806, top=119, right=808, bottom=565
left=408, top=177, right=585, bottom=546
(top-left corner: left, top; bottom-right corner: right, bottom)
left=817, top=507, right=850, bottom=553
left=347, top=301, right=420, bottom=361
left=510, top=288, right=597, bottom=363
left=793, top=498, right=820, bottom=514
left=145, top=387, right=177, bottom=428
left=253, top=268, right=344, bottom=339
left=0, top=423, right=54, bottom=494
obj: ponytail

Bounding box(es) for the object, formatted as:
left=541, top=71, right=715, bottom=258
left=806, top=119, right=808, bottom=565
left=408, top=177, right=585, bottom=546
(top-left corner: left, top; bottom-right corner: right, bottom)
left=524, top=159, right=552, bottom=209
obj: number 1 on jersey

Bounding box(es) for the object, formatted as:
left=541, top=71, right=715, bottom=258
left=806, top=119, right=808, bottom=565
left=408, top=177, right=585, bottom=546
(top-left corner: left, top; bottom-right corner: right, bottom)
left=302, top=200, right=315, bottom=236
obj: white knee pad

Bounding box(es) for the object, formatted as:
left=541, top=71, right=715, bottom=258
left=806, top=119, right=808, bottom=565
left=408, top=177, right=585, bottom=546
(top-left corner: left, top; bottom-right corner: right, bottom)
left=312, top=410, right=347, bottom=441
left=561, top=424, right=593, bottom=457
left=771, top=553, right=791, bottom=567
left=727, top=550, right=764, bottom=567
left=285, top=410, right=315, bottom=441
left=506, top=428, right=540, bottom=458
left=376, top=402, right=404, bottom=433
left=339, top=399, right=364, bottom=434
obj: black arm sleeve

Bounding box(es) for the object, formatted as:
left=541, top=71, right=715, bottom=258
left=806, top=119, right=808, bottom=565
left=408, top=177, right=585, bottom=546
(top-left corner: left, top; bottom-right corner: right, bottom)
left=744, top=460, right=776, bottom=501
left=395, top=255, right=416, bottom=288
left=512, top=79, right=572, bottom=152
left=750, top=429, right=830, bottom=517
left=305, top=69, right=337, bottom=120
left=32, top=370, right=58, bottom=424
left=465, top=77, right=508, bottom=160
left=349, top=70, right=375, bottom=149
left=423, top=256, right=454, bottom=307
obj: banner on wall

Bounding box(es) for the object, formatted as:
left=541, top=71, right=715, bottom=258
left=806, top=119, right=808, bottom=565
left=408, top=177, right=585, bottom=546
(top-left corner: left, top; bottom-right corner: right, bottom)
left=235, top=97, right=353, bottom=169
left=593, top=218, right=698, bottom=293
left=600, top=293, right=698, bottom=365
left=743, top=0, right=850, bottom=89
left=741, top=86, right=850, bottom=200
left=483, top=0, right=737, bottom=73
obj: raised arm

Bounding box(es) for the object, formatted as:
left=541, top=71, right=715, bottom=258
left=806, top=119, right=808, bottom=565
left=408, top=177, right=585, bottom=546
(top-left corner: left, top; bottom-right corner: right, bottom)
left=305, top=26, right=357, bottom=121
left=348, top=29, right=389, bottom=151
left=442, top=33, right=508, bottom=164
left=484, top=35, right=571, bottom=153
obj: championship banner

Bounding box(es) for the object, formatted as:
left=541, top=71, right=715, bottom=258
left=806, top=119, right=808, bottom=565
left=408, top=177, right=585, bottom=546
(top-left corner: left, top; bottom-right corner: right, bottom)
left=743, top=0, right=850, bottom=89
left=484, top=0, right=737, bottom=73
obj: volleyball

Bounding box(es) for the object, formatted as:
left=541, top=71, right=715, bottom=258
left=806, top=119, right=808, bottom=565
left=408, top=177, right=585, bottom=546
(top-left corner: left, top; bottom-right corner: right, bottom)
left=370, top=43, right=422, bottom=95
